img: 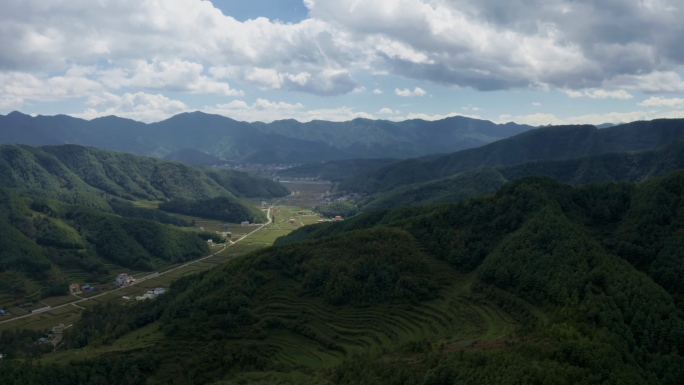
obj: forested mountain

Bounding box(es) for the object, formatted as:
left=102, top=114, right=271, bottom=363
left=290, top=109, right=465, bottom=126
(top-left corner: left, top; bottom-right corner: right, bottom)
left=4, top=173, right=684, bottom=384
left=0, top=144, right=288, bottom=202
left=340, top=118, right=684, bottom=194
left=162, top=148, right=226, bottom=166
left=0, top=144, right=286, bottom=300
left=360, top=166, right=507, bottom=211
left=0, top=188, right=209, bottom=300
left=158, top=196, right=267, bottom=223
left=358, top=140, right=684, bottom=210
left=0, top=111, right=533, bottom=162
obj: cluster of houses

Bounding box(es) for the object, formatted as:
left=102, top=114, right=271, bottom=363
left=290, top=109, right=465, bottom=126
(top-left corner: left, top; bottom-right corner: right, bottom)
left=135, top=287, right=166, bottom=301
left=69, top=283, right=97, bottom=294
left=115, top=273, right=134, bottom=287
left=37, top=323, right=67, bottom=345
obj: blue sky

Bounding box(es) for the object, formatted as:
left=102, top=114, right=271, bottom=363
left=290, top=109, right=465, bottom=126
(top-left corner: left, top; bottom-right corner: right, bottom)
left=2, top=0, right=684, bottom=125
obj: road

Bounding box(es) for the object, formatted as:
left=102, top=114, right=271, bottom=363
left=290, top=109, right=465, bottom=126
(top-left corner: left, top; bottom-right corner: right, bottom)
left=0, top=206, right=273, bottom=325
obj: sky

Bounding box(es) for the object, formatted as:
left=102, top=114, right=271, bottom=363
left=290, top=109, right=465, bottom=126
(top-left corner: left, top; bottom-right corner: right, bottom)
left=2, top=0, right=684, bottom=126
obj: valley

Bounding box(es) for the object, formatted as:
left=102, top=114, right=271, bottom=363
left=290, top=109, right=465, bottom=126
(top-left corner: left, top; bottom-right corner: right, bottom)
left=2, top=119, right=684, bottom=385
left=0, top=182, right=332, bottom=333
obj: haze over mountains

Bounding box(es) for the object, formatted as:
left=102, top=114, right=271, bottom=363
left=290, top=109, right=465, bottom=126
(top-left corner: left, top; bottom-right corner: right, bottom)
left=0, top=111, right=534, bottom=163
left=339, top=118, right=684, bottom=195
left=3, top=115, right=684, bottom=384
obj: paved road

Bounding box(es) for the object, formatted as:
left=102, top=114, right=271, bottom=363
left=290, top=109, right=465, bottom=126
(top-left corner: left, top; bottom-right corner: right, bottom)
left=0, top=207, right=273, bottom=325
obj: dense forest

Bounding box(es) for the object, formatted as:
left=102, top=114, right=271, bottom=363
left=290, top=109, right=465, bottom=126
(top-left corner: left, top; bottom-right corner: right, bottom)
left=0, top=143, right=287, bottom=299
left=4, top=172, right=684, bottom=384
left=0, top=188, right=210, bottom=299
left=159, top=196, right=267, bottom=223
left=340, top=119, right=684, bottom=195
left=0, top=144, right=288, bottom=202
left=315, top=201, right=359, bottom=218
left=347, top=140, right=684, bottom=212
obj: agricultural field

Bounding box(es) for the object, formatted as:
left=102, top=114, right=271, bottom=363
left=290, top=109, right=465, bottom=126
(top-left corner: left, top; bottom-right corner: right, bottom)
left=0, top=201, right=328, bottom=333
left=277, top=181, right=331, bottom=207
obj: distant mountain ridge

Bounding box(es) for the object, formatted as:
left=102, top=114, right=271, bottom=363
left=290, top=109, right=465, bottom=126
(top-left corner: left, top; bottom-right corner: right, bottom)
left=0, top=111, right=534, bottom=163
left=359, top=141, right=684, bottom=211
left=340, top=119, right=684, bottom=194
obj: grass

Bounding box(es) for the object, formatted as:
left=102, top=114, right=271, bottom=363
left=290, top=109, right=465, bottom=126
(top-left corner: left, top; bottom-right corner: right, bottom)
left=0, top=204, right=309, bottom=333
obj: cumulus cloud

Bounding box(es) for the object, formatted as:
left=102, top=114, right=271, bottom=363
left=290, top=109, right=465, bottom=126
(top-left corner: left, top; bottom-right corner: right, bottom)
left=377, top=107, right=400, bottom=115
left=395, top=87, right=427, bottom=97
left=72, top=92, right=188, bottom=122
left=3, top=0, right=684, bottom=115
left=309, top=0, right=684, bottom=92
left=0, top=67, right=103, bottom=109
left=99, top=59, right=243, bottom=96
left=639, top=96, right=684, bottom=108
left=372, top=88, right=383, bottom=94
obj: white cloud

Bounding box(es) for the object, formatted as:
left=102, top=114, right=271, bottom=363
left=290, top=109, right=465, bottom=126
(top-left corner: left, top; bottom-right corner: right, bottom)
left=585, top=89, right=633, bottom=100
left=399, top=112, right=481, bottom=121
left=639, top=96, right=684, bottom=108
left=0, top=67, right=103, bottom=108
left=372, top=88, right=383, bottom=94
left=564, top=90, right=584, bottom=98
left=2, top=0, right=684, bottom=116
left=564, top=89, right=633, bottom=99
left=204, top=98, right=374, bottom=122
left=377, top=107, right=400, bottom=115
left=72, top=92, right=188, bottom=122
left=98, top=59, right=243, bottom=96
left=532, top=102, right=541, bottom=106
left=605, top=71, right=684, bottom=93
left=462, top=104, right=481, bottom=111
left=498, top=109, right=684, bottom=126
left=395, top=87, right=427, bottom=97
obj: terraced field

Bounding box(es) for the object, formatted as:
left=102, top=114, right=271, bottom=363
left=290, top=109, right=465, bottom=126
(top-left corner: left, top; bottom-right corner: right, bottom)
left=237, top=259, right=518, bottom=372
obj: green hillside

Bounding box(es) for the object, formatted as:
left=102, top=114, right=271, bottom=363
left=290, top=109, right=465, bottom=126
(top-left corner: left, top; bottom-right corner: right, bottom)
left=159, top=196, right=267, bottom=223
left=0, top=144, right=287, bottom=301
left=5, top=173, right=684, bottom=384
left=0, top=188, right=209, bottom=300
left=340, top=119, right=684, bottom=194
left=360, top=166, right=506, bottom=211
left=349, top=139, right=684, bottom=212
left=0, top=144, right=289, bottom=202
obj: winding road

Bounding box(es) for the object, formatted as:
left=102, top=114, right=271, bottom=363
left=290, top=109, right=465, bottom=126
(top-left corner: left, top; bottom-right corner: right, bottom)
left=0, top=206, right=273, bottom=325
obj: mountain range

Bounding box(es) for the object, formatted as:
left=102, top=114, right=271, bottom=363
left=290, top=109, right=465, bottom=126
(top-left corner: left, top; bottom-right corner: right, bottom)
left=339, top=118, right=684, bottom=194
left=0, top=111, right=533, bottom=163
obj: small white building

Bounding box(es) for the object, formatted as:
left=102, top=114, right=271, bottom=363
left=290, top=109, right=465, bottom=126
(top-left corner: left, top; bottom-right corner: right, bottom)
left=241, top=221, right=250, bottom=227
left=52, top=323, right=65, bottom=334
